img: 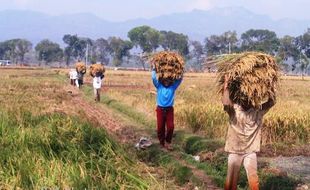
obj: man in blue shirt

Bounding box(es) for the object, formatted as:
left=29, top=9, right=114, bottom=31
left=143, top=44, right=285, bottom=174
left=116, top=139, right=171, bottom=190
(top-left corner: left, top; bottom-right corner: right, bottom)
left=152, top=69, right=183, bottom=150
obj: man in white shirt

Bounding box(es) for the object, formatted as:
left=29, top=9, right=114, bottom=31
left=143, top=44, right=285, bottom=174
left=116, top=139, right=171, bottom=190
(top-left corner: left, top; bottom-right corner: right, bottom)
left=69, top=69, right=78, bottom=86
left=93, top=74, right=104, bottom=101
left=69, top=69, right=74, bottom=85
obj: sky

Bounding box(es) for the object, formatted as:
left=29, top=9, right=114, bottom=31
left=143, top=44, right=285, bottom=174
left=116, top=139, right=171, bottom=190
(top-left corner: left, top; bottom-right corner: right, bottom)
left=1, top=0, right=310, bottom=21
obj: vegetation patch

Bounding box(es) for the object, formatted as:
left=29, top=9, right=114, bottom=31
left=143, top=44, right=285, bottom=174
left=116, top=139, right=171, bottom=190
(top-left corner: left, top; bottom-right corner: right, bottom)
left=0, top=111, right=161, bottom=189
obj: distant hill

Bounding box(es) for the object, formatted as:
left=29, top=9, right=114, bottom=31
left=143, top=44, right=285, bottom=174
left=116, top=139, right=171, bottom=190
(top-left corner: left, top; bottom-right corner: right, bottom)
left=0, top=7, right=309, bottom=44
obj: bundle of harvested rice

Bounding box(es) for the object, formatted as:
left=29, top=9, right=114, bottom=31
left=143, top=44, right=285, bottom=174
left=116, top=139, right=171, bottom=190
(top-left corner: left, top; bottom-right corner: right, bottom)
left=89, top=63, right=105, bottom=77
left=216, top=52, right=279, bottom=108
left=149, top=51, right=185, bottom=81
left=75, top=62, right=86, bottom=74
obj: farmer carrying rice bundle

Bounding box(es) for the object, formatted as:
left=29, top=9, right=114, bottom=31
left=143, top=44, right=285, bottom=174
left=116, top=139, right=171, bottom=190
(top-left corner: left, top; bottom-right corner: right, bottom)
left=89, top=63, right=105, bottom=102
left=216, top=52, right=279, bottom=190
left=150, top=51, right=184, bottom=84
left=75, top=61, right=86, bottom=88
left=89, top=63, right=105, bottom=78
left=149, top=51, right=184, bottom=151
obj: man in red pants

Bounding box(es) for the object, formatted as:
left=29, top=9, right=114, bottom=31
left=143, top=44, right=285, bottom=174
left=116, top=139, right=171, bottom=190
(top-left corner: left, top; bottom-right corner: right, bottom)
left=152, top=69, right=183, bottom=151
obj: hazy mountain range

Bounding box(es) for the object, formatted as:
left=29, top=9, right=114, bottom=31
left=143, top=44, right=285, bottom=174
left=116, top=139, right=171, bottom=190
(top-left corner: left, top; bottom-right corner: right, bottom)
left=0, top=7, right=309, bottom=44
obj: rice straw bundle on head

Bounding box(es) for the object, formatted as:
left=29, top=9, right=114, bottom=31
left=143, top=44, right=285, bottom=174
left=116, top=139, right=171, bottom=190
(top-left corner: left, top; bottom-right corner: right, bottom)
left=149, top=51, right=185, bottom=82
left=75, top=62, right=86, bottom=74
left=216, top=52, right=280, bottom=108
left=89, top=63, right=105, bottom=77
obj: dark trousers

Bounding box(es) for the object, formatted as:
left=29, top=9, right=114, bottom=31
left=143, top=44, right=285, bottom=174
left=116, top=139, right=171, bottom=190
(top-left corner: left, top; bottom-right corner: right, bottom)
left=156, top=106, right=174, bottom=146
left=70, top=79, right=76, bottom=85
left=94, top=88, right=100, bottom=101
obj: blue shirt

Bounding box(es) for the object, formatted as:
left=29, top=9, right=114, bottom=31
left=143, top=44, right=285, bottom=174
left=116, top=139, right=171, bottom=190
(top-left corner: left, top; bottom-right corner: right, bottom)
left=152, top=70, right=182, bottom=107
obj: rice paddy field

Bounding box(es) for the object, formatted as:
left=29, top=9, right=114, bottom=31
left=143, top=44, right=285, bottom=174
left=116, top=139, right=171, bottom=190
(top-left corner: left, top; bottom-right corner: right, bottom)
left=98, top=70, right=310, bottom=146
left=0, top=68, right=172, bottom=189
left=0, top=67, right=309, bottom=189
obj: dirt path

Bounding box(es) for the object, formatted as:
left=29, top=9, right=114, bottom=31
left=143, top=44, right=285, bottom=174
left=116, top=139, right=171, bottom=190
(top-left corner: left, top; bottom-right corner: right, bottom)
left=269, top=156, right=310, bottom=182
left=69, top=88, right=143, bottom=144
left=172, top=152, right=221, bottom=190
left=65, top=85, right=221, bottom=190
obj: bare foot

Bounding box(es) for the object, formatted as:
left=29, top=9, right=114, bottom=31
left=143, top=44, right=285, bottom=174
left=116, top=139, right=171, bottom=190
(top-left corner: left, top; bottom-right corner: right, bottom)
left=165, top=143, right=173, bottom=151
left=160, top=144, right=168, bottom=152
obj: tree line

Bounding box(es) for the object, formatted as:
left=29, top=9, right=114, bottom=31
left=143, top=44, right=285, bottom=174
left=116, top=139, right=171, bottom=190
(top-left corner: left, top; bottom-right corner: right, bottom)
left=0, top=25, right=309, bottom=73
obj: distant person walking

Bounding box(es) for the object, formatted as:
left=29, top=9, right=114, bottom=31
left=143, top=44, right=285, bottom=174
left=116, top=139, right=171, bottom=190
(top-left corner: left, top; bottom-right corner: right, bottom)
left=76, top=71, right=84, bottom=88
left=222, top=75, right=276, bottom=190
left=69, top=69, right=77, bottom=86
left=152, top=67, right=183, bottom=151
left=75, top=60, right=86, bottom=89
left=93, top=73, right=104, bottom=102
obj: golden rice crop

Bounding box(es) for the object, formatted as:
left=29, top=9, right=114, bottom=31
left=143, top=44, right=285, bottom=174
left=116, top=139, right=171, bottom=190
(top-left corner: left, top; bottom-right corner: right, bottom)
left=75, top=62, right=86, bottom=74
left=149, top=51, right=185, bottom=81
left=215, top=52, right=280, bottom=108
left=89, top=63, right=105, bottom=77
left=262, top=112, right=310, bottom=144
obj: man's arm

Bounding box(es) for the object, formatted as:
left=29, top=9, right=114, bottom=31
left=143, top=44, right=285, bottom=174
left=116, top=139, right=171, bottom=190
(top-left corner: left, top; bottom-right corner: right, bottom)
left=152, top=70, right=159, bottom=88
left=172, top=77, right=183, bottom=90
left=262, top=97, right=276, bottom=113
left=222, top=75, right=234, bottom=114
left=222, top=75, right=233, bottom=106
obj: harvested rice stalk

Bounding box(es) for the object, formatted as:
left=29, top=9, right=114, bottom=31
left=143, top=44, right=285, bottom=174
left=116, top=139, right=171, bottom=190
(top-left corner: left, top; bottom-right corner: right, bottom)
left=89, top=63, right=105, bottom=77
left=216, top=52, right=279, bottom=108
left=75, top=62, right=86, bottom=74
left=149, top=51, right=185, bottom=81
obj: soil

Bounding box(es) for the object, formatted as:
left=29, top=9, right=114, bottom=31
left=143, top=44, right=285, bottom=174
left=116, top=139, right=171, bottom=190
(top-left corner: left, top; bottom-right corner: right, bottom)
left=268, top=156, right=310, bottom=183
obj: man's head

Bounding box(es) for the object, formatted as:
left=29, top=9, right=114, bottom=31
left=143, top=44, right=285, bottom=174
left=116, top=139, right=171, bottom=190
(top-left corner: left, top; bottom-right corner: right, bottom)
left=234, top=95, right=253, bottom=111
left=160, top=78, right=174, bottom=87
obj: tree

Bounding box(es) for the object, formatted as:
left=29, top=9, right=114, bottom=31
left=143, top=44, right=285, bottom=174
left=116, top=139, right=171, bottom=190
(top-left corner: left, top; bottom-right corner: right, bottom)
left=278, top=36, right=299, bottom=61
left=0, top=41, right=10, bottom=60
left=299, top=53, right=310, bottom=78
left=15, top=39, right=32, bottom=63
left=76, top=37, right=93, bottom=61
left=295, top=29, right=310, bottom=76
left=6, top=40, right=19, bottom=63
left=204, top=35, right=223, bottom=56
left=241, top=29, right=279, bottom=54
left=128, top=25, right=160, bottom=53
left=0, top=39, right=32, bottom=64
left=63, top=35, right=92, bottom=66
left=190, top=40, right=204, bottom=70
left=295, top=28, right=310, bottom=58
left=35, top=39, right=63, bottom=65
left=160, top=31, right=189, bottom=56
left=276, top=35, right=300, bottom=71
left=108, top=37, right=133, bottom=67
left=204, top=31, right=238, bottom=55
left=94, top=38, right=111, bottom=64
left=63, top=34, right=79, bottom=66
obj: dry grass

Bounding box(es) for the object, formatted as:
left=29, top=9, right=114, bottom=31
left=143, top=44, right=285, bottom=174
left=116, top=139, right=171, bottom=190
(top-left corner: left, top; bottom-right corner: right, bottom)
left=89, top=63, right=105, bottom=77
left=150, top=51, right=185, bottom=81
left=216, top=52, right=279, bottom=108
left=75, top=62, right=86, bottom=73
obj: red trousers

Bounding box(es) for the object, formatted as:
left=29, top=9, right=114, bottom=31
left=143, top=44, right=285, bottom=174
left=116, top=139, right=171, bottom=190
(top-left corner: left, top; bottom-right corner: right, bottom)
left=156, top=106, right=174, bottom=146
